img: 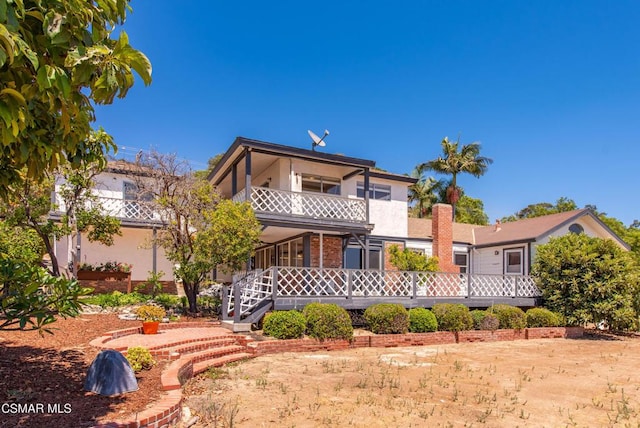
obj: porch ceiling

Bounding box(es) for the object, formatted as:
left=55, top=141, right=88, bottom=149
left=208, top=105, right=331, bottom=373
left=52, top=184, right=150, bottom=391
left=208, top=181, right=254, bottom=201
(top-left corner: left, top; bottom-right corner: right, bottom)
left=259, top=225, right=347, bottom=245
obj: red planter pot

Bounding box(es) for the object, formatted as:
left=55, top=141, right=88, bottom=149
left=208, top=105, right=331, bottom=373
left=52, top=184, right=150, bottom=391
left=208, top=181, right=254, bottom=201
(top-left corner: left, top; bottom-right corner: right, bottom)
left=142, top=321, right=160, bottom=335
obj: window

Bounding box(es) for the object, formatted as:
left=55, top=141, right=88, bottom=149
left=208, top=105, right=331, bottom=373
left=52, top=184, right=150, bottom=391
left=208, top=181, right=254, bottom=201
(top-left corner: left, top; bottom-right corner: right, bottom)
left=344, top=243, right=382, bottom=269
left=302, top=175, right=341, bottom=195
left=357, top=182, right=391, bottom=200
left=254, top=247, right=274, bottom=269
left=569, top=223, right=584, bottom=234
left=454, top=252, right=468, bottom=274
left=504, top=249, right=523, bottom=274
left=276, top=238, right=304, bottom=267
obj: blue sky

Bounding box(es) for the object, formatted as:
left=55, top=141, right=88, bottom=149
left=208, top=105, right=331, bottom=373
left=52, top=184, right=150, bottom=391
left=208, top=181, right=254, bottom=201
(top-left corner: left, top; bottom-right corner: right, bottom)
left=95, top=1, right=640, bottom=225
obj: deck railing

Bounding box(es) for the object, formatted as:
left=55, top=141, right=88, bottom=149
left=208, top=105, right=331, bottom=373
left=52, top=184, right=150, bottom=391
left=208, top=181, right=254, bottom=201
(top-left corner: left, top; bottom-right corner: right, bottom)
left=53, top=194, right=164, bottom=223
left=224, top=267, right=542, bottom=321
left=233, top=187, right=367, bottom=223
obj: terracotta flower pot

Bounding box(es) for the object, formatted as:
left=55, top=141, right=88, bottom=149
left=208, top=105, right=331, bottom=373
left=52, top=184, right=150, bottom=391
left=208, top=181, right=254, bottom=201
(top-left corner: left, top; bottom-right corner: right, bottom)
left=142, top=321, right=160, bottom=335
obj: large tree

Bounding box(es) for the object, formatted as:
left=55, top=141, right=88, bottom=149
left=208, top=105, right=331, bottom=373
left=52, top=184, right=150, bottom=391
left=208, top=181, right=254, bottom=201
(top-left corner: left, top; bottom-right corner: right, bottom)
left=501, top=197, right=578, bottom=222
left=532, top=233, right=639, bottom=330
left=407, top=166, right=439, bottom=218
left=0, top=0, right=151, bottom=191
left=131, top=151, right=262, bottom=313
left=455, top=195, right=489, bottom=225
left=419, top=137, right=492, bottom=219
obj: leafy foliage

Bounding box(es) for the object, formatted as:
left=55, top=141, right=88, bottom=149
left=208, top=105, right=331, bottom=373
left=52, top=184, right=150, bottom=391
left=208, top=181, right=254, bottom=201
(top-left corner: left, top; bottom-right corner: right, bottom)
left=489, top=304, right=526, bottom=330
left=501, top=197, right=578, bottom=222
left=0, top=221, right=43, bottom=264
left=525, top=308, right=564, bottom=328
left=364, top=303, right=409, bottom=334
left=388, top=245, right=439, bottom=271
left=130, top=151, right=261, bottom=313
left=263, top=311, right=306, bottom=340
left=455, top=195, right=489, bottom=225
left=82, top=291, right=147, bottom=308
left=408, top=307, right=437, bottom=332
left=125, top=347, right=156, bottom=372
left=532, top=233, right=638, bottom=330
left=419, top=136, right=492, bottom=217
left=135, top=304, right=166, bottom=322
left=431, top=303, right=473, bottom=332
left=302, top=303, right=354, bottom=340
left=0, top=0, right=151, bottom=189
left=0, top=260, right=90, bottom=332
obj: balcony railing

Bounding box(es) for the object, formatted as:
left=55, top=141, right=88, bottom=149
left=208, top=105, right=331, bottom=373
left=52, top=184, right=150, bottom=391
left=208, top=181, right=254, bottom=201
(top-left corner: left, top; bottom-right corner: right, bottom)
left=233, top=186, right=367, bottom=223
left=53, top=195, right=163, bottom=223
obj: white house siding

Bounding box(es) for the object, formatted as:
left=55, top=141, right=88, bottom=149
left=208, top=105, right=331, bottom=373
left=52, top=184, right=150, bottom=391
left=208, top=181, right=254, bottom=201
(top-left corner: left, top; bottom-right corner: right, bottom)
left=55, top=227, right=174, bottom=282
left=531, top=215, right=623, bottom=264
left=471, top=244, right=530, bottom=276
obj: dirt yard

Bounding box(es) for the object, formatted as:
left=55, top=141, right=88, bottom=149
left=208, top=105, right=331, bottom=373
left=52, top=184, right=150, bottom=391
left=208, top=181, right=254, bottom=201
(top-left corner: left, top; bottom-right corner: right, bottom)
left=183, top=335, right=640, bottom=427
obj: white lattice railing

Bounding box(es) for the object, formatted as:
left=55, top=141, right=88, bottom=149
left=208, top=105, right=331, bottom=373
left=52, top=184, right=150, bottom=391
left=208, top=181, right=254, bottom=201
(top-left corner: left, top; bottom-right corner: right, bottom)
left=226, top=269, right=274, bottom=317
left=226, top=268, right=541, bottom=319
left=233, top=187, right=367, bottom=223
left=53, top=194, right=163, bottom=222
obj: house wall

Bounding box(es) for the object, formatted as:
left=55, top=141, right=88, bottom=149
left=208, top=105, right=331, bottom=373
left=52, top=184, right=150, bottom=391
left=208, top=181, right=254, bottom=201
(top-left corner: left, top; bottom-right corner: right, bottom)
left=310, top=235, right=343, bottom=268
left=471, top=244, right=530, bottom=275
left=55, top=227, right=174, bottom=282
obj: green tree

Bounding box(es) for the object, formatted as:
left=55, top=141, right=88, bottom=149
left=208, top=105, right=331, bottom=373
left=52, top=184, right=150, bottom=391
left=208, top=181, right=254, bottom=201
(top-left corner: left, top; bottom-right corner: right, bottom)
left=0, top=0, right=151, bottom=190
left=407, top=166, right=439, bottom=218
left=388, top=244, right=439, bottom=271
left=455, top=195, right=489, bottom=225
left=0, top=221, right=43, bottom=264
left=532, top=233, right=638, bottom=330
left=501, top=197, right=577, bottom=222
left=132, top=151, right=262, bottom=313
left=419, top=137, right=492, bottom=219
left=0, top=133, right=121, bottom=277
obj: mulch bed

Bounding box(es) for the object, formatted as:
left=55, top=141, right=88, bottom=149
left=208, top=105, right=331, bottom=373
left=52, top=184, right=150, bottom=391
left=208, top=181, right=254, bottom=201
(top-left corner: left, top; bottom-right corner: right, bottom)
left=0, top=314, right=170, bottom=428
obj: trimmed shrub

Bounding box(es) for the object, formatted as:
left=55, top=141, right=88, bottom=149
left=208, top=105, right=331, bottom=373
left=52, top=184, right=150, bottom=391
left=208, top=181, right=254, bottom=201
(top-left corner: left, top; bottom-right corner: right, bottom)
left=263, top=310, right=306, bottom=339
left=408, top=308, right=438, bottom=333
left=303, top=303, right=353, bottom=340
left=364, top=303, right=409, bottom=334
left=489, top=304, right=526, bottom=329
left=470, top=310, right=487, bottom=330
left=126, top=347, right=156, bottom=372
left=470, top=310, right=500, bottom=331
left=526, top=307, right=563, bottom=327
left=431, top=303, right=473, bottom=332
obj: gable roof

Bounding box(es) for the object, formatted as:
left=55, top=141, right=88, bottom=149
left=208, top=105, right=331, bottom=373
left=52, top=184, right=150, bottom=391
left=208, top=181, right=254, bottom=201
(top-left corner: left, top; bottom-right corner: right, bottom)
left=407, top=209, right=630, bottom=250
left=472, top=209, right=630, bottom=249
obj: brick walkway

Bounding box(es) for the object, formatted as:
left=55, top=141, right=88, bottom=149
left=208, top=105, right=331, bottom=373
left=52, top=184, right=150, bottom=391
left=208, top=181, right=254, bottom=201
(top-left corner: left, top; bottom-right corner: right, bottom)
left=104, top=326, right=231, bottom=349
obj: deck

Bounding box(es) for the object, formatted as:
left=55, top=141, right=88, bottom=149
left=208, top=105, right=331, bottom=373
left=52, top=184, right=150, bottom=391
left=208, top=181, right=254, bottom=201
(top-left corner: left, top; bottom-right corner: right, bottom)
left=222, top=267, right=542, bottom=324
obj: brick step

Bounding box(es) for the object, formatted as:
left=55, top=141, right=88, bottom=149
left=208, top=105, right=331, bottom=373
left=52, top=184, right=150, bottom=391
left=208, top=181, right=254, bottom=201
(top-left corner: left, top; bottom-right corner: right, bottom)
left=144, top=334, right=238, bottom=353
left=192, top=352, right=253, bottom=375
left=162, top=346, right=251, bottom=390
left=150, top=337, right=239, bottom=359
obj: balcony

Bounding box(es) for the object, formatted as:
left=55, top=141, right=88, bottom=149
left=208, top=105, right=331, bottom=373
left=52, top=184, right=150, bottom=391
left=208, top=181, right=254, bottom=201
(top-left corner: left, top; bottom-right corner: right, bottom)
left=233, top=186, right=367, bottom=225
left=53, top=194, right=164, bottom=224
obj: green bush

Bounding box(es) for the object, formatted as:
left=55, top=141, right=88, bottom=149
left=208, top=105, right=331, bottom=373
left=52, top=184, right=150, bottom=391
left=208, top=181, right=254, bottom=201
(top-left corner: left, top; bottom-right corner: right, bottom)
left=152, top=293, right=183, bottom=311
left=364, top=303, right=409, bottom=334
left=197, top=295, right=221, bottom=316
left=125, top=347, right=156, bottom=372
left=470, top=310, right=487, bottom=330
left=82, top=291, right=147, bottom=308
left=489, top=304, right=526, bottom=329
left=303, top=303, right=353, bottom=340
left=526, top=308, right=563, bottom=327
left=470, top=310, right=500, bottom=331
left=431, top=304, right=473, bottom=332
left=408, top=308, right=437, bottom=333
left=263, top=311, right=306, bottom=339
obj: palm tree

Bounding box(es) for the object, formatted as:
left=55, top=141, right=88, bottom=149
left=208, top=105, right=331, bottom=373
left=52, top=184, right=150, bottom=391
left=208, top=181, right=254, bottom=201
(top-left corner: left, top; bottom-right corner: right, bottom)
left=408, top=166, right=439, bottom=218
left=420, top=136, right=493, bottom=219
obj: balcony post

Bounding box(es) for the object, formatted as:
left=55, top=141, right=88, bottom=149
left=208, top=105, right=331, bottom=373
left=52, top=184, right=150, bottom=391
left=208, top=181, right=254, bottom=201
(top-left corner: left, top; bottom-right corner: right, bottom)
left=233, top=282, right=241, bottom=323
left=272, top=266, right=278, bottom=301
left=364, top=168, right=370, bottom=224
left=244, top=148, right=252, bottom=202
left=347, top=269, right=353, bottom=300
left=221, top=285, right=229, bottom=321
left=412, top=271, right=417, bottom=299
left=514, top=276, right=519, bottom=298
left=467, top=273, right=472, bottom=298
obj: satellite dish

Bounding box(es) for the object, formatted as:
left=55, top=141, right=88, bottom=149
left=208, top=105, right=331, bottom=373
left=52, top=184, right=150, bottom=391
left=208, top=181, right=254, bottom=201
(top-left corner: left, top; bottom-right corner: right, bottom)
left=308, top=129, right=329, bottom=151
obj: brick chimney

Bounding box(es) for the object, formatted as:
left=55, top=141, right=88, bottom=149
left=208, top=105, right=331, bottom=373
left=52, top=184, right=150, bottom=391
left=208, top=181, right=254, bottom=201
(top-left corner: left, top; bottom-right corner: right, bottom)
left=432, top=204, right=458, bottom=273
